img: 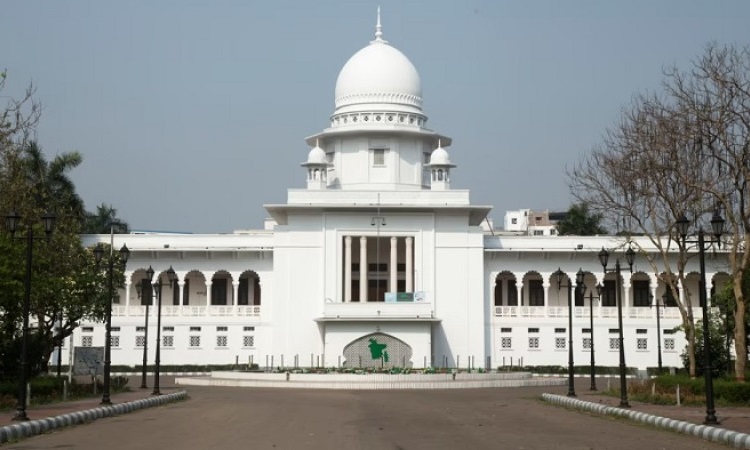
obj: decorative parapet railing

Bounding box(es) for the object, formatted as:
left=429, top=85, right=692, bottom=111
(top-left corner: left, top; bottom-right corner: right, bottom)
left=494, top=305, right=691, bottom=320
left=112, top=305, right=261, bottom=317
left=320, top=301, right=436, bottom=321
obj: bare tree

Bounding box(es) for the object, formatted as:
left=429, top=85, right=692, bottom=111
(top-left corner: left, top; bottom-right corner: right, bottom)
left=569, top=43, right=750, bottom=379
left=665, top=44, right=750, bottom=380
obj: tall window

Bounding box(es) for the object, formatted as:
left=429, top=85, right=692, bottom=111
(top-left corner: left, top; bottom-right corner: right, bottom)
left=601, top=280, right=617, bottom=307
left=372, top=148, right=386, bottom=166
left=632, top=280, right=651, bottom=307
left=254, top=277, right=262, bottom=305
left=172, top=280, right=180, bottom=305
left=507, top=280, right=518, bottom=306
left=528, top=280, right=544, bottom=306
left=141, top=280, right=153, bottom=306
left=183, top=279, right=190, bottom=306
left=238, top=278, right=249, bottom=305
left=663, top=288, right=678, bottom=307
left=211, top=278, right=227, bottom=305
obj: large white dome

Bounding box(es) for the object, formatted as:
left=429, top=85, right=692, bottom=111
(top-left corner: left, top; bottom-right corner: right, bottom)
left=334, top=20, right=422, bottom=114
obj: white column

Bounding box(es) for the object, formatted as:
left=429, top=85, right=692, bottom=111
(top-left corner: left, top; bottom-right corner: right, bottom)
left=359, top=236, right=368, bottom=302
left=405, top=236, right=413, bottom=292
left=124, top=275, right=131, bottom=310
left=232, top=281, right=240, bottom=307
left=623, top=279, right=631, bottom=309
left=542, top=281, right=551, bottom=307
left=178, top=280, right=185, bottom=308
left=516, top=276, right=523, bottom=306
left=651, top=285, right=659, bottom=319
left=345, top=236, right=352, bottom=302
left=205, top=280, right=213, bottom=306
left=390, top=236, right=398, bottom=293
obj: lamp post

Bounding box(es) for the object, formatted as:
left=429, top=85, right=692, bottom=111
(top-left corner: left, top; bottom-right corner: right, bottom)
left=554, top=268, right=576, bottom=397
left=5, top=210, right=55, bottom=421
left=579, top=272, right=602, bottom=391
left=55, top=308, right=63, bottom=377
left=145, top=265, right=176, bottom=395
left=676, top=210, right=724, bottom=425
left=653, top=295, right=666, bottom=374
left=93, top=235, right=130, bottom=405
left=135, top=279, right=150, bottom=389
left=598, top=245, right=635, bottom=408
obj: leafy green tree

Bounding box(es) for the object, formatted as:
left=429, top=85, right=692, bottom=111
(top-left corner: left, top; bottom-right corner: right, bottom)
left=83, top=203, right=130, bottom=234
left=712, top=270, right=750, bottom=375
left=555, top=203, right=607, bottom=236
left=0, top=76, right=127, bottom=378
left=681, top=314, right=731, bottom=378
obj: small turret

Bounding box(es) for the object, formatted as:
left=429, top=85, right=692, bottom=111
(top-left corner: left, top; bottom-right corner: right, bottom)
left=301, top=140, right=329, bottom=190
left=425, top=140, right=456, bottom=190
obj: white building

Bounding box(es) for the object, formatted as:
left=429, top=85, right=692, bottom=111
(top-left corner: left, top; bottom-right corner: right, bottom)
left=74, top=14, right=730, bottom=372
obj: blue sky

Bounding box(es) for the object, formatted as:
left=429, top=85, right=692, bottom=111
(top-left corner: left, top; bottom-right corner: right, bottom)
left=2, top=1, right=748, bottom=233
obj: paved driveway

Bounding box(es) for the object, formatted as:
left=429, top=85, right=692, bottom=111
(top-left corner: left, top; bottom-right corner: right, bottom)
left=3, top=384, right=733, bottom=450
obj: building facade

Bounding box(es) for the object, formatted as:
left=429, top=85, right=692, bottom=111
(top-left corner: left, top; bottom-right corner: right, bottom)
left=72, top=16, right=730, bottom=372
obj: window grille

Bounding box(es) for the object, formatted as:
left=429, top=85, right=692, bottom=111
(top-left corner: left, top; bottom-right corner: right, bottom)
left=501, top=337, right=512, bottom=349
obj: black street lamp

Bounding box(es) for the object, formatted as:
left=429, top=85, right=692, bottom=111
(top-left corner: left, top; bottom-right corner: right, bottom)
left=145, top=265, right=176, bottom=395
left=653, top=294, right=666, bottom=374
left=676, top=210, right=724, bottom=425
left=578, top=270, right=602, bottom=391
left=5, top=210, right=55, bottom=421
left=135, top=279, right=150, bottom=389
left=555, top=268, right=576, bottom=397
left=93, top=238, right=130, bottom=405
left=599, top=245, right=635, bottom=408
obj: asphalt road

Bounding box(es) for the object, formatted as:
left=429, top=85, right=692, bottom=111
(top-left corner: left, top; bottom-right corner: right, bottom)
left=3, top=384, right=733, bottom=450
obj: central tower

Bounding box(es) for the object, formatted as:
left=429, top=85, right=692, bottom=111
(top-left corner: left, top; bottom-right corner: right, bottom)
left=303, top=9, right=453, bottom=192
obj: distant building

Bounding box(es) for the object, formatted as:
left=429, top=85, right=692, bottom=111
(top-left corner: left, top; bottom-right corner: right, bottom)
left=503, top=209, right=567, bottom=236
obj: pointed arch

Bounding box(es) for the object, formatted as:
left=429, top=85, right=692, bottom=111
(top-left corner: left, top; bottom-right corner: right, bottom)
left=494, top=271, right=517, bottom=306
left=211, top=270, right=232, bottom=305
left=239, top=270, right=262, bottom=306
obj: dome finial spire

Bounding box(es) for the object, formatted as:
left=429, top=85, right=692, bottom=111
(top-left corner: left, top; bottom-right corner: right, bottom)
left=372, top=6, right=387, bottom=44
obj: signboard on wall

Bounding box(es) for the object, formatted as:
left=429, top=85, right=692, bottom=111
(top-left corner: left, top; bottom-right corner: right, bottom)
left=342, top=333, right=413, bottom=369
left=384, top=292, right=428, bottom=303
left=73, top=347, right=104, bottom=376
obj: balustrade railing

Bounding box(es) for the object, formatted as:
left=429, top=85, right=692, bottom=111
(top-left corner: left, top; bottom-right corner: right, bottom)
left=494, top=305, right=712, bottom=320
left=111, top=304, right=262, bottom=317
